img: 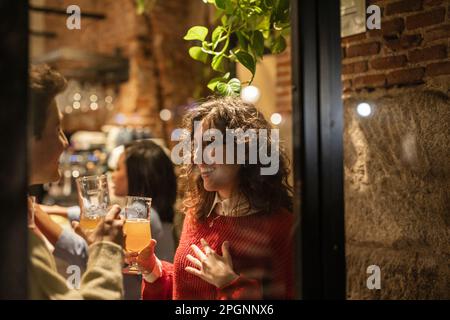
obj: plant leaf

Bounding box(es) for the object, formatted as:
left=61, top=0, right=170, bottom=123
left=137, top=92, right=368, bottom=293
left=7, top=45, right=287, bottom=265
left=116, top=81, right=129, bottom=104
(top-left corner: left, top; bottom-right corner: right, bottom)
left=212, top=26, right=226, bottom=50
left=136, top=0, right=146, bottom=14
left=216, top=78, right=241, bottom=96
left=234, top=51, right=256, bottom=76
left=273, top=0, right=290, bottom=24
left=207, top=77, right=224, bottom=91
left=256, top=15, right=271, bottom=30
left=184, top=26, right=209, bottom=41
left=188, top=47, right=208, bottom=63
left=271, top=36, right=286, bottom=54
left=212, top=54, right=227, bottom=72
left=212, top=26, right=224, bottom=43
left=216, top=82, right=231, bottom=96
left=236, top=31, right=249, bottom=51
left=252, top=31, right=265, bottom=57
left=215, top=0, right=227, bottom=10
left=227, top=78, right=241, bottom=93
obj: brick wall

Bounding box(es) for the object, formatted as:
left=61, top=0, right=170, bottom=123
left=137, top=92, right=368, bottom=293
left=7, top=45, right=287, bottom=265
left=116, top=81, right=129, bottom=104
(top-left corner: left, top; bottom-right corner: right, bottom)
left=276, top=40, right=292, bottom=113
left=342, top=0, right=450, bottom=95
left=275, top=40, right=294, bottom=185
left=272, top=0, right=449, bottom=300
left=37, top=0, right=208, bottom=140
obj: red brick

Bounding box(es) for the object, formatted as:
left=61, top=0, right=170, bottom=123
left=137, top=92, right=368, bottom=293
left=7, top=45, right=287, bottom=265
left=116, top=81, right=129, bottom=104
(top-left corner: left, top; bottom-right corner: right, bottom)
left=387, top=67, right=425, bottom=86
left=385, top=34, right=423, bottom=51
left=342, top=61, right=368, bottom=75
left=346, top=42, right=380, bottom=58
left=277, top=52, right=291, bottom=62
left=423, top=0, right=444, bottom=7
left=276, top=79, right=292, bottom=87
left=277, top=70, right=291, bottom=78
left=276, top=86, right=291, bottom=96
left=426, top=61, right=450, bottom=76
left=386, top=0, right=422, bottom=16
left=409, top=45, right=447, bottom=62
left=368, top=18, right=406, bottom=38
left=370, top=55, right=407, bottom=70
left=406, top=8, right=446, bottom=29
left=354, top=74, right=386, bottom=89
left=383, top=18, right=406, bottom=35
left=367, top=0, right=384, bottom=5
left=342, top=33, right=367, bottom=44
left=423, top=24, right=450, bottom=41
left=343, top=79, right=352, bottom=90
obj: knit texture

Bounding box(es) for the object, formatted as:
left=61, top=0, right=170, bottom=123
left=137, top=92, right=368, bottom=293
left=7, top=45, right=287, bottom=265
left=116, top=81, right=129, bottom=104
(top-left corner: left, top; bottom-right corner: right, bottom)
left=28, top=229, right=124, bottom=300
left=142, top=207, right=295, bottom=300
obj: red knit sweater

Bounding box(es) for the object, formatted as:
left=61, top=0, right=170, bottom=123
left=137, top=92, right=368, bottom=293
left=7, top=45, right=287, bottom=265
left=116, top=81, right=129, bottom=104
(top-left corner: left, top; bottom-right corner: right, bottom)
left=141, top=207, right=295, bottom=300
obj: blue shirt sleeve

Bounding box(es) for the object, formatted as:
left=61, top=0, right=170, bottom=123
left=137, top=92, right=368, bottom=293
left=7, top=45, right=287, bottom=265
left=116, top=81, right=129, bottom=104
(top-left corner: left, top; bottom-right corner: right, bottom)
left=53, top=227, right=88, bottom=270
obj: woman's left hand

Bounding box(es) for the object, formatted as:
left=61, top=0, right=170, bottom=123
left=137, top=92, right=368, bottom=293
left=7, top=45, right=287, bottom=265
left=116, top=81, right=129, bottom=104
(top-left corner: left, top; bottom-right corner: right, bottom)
left=185, top=238, right=239, bottom=288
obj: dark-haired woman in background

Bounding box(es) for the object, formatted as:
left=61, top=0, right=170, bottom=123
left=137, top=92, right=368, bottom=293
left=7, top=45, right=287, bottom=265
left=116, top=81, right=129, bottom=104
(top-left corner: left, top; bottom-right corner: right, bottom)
left=42, top=139, right=178, bottom=265
left=112, top=140, right=177, bottom=261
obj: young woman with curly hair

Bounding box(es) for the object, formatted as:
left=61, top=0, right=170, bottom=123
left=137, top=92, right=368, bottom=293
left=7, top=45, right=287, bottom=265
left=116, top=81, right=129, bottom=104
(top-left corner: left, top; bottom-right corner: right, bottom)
left=137, top=96, right=296, bottom=300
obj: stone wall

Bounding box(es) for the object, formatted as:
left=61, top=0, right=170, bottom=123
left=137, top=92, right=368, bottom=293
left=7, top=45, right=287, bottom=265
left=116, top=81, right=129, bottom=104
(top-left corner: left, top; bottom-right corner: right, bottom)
left=341, top=0, right=450, bottom=299
left=344, top=89, right=449, bottom=299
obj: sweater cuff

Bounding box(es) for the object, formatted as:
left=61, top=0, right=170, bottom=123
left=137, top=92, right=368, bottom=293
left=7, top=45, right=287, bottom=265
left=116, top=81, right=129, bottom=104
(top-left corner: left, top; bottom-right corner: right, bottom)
left=142, top=257, right=162, bottom=283
left=218, top=274, right=244, bottom=290
left=216, top=275, right=262, bottom=300
left=88, top=241, right=124, bottom=269
left=54, top=227, right=88, bottom=261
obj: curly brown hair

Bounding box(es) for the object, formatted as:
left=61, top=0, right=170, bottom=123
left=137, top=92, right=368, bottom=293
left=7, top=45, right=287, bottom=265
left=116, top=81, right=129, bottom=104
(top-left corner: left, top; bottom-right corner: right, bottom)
left=180, top=96, right=293, bottom=221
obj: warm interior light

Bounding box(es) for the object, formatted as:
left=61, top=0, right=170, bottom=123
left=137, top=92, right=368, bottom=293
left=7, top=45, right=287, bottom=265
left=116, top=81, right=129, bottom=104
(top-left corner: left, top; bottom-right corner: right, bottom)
left=270, top=113, right=282, bottom=125
left=241, top=85, right=261, bottom=104
left=357, top=102, right=372, bottom=117
left=160, top=109, right=172, bottom=121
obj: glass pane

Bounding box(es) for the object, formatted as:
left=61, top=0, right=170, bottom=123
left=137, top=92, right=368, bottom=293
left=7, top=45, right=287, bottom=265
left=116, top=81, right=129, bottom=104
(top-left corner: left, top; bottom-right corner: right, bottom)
left=341, top=0, right=449, bottom=299
left=28, top=0, right=299, bottom=300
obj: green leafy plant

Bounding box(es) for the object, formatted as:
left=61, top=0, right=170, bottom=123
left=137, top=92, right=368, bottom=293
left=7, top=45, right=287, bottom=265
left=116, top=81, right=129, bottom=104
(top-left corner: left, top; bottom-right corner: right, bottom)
left=136, top=0, right=157, bottom=14
left=183, top=0, right=290, bottom=96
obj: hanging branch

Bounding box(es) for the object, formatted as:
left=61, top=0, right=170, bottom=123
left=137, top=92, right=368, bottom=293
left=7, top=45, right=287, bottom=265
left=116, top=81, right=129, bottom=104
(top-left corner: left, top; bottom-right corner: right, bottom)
left=136, top=0, right=291, bottom=97
left=183, top=0, right=290, bottom=96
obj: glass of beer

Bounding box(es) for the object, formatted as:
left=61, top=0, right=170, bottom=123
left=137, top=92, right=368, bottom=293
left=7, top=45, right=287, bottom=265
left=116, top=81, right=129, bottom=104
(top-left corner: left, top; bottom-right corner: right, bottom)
left=76, top=175, right=110, bottom=233
left=123, top=196, right=152, bottom=273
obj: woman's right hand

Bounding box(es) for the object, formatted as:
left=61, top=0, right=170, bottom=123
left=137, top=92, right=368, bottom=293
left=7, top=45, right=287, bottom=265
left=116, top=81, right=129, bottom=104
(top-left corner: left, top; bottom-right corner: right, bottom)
left=136, top=239, right=157, bottom=273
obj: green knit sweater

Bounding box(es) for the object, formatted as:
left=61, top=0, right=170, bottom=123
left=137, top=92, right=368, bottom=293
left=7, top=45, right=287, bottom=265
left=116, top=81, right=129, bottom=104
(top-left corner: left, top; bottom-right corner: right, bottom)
left=28, top=229, right=124, bottom=300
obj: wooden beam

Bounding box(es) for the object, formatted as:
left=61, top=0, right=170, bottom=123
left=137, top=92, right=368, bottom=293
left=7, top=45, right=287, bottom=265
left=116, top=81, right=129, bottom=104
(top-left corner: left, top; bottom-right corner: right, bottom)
left=30, top=30, right=57, bottom=38
left=30, top=5, right=106, bottom=20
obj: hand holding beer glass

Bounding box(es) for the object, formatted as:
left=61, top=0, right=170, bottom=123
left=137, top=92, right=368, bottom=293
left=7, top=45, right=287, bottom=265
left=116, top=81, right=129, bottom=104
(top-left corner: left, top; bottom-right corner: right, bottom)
left=76, top=175, right=110, bottom=233
left=123, top=196, right=152, bottom=273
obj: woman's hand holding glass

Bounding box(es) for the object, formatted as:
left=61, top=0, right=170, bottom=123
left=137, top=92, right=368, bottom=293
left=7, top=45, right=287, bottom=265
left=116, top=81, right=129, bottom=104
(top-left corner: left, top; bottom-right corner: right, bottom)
left=134, top=239, right=157, bottom=274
